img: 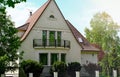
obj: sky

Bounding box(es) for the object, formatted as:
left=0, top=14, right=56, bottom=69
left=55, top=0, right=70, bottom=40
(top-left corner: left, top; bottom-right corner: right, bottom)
left=6, top=0, right=120, bottom=36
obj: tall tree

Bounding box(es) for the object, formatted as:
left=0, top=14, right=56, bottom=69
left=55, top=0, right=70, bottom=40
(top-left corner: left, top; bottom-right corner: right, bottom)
left=0, top=0, right=26, bottom=8
left=85, top=12, right=120, bottom=52
left=85, top=12, right=120, bottom=77
left=0, top=0, right=25, bottom=74
left=0, top=9, right=21, bottom=74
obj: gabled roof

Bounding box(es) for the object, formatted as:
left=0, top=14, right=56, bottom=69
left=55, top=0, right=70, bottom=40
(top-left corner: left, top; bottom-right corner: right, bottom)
left=18, top=0, right=100, bottom=52
left=66, top=20, right=100, bottom=52
left=17, top=23, right=29, bottom=31
left=20, top=0, right=51, bottom=41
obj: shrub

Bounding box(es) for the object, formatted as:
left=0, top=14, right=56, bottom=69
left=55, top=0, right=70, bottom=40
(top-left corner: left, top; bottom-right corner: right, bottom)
left=67, top=62, right=81, bottom=71
left=21, top=60, right=43, bottom=77
left=19, top=68, right=27, bottom=77
left=83, top=63, right=100, bottom=77
left=67, top=62, right=81, bottom=77
left=50, top=61, right=67, bottom=77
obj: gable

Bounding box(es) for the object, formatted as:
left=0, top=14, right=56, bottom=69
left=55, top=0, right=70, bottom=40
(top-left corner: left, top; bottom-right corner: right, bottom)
left=34, top=0, right=70, bottom=30
left=18, top=0, right=100, bottom=52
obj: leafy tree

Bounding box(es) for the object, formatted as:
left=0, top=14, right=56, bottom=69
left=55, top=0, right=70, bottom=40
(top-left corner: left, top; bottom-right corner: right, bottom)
left=0, top=0, right=26, bottom=74
left=0, top=0, right=26, bottom=8
left=0, top=6, right=22, bottom=74
left=85, top=12, right=120, bottom=77
left=85, top=12, right=120, bottom=52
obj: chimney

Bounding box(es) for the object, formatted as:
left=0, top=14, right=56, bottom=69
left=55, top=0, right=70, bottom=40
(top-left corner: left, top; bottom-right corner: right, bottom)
left=30, top=11, right=32, bottom=16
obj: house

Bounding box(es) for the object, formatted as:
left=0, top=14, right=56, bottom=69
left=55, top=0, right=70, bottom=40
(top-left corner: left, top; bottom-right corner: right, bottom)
left=17, top=0, right=100, bottom=76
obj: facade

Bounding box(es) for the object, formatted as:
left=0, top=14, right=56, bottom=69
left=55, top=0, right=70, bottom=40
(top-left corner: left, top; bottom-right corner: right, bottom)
left=18, top=0, right=100, bottom=67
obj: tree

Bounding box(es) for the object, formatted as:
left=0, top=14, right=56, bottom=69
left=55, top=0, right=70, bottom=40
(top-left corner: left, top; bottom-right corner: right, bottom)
left=0, top=5, right=23, bottom=75
left=85, top=12, right=120, bottom=77
left=0, top=0, right=26, bottom=8
left=85, top=12, right=120, bottom=52
left=0, top=0, right=26, bottom=74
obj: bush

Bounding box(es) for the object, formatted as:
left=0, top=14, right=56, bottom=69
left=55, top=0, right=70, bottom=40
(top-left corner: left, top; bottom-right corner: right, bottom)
left=67, top=62, right=81, bottom=71
left=50, top=61, right=67, bottom=77
left=19, top=68, right=27, bottom=77
left=21, top=60, right=43, bottom=77
left=83, top=63, right=100, bottom=77
left=67, top=62, right=81, bottom=77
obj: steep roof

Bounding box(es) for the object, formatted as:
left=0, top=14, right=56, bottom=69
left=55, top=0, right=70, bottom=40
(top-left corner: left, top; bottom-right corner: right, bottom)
left=18, top=0, right=100, bottom=52
left=17, top=23, right=29, bottom=31
left=66, top=20, right=100, bottom=52
left=20, top=0, right=51, bottom=41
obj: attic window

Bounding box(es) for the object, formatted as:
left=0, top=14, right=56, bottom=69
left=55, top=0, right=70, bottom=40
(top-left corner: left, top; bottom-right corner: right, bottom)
left=49, top=15, right=55, bottom=18
left=78, top=37, right=83, bottom=43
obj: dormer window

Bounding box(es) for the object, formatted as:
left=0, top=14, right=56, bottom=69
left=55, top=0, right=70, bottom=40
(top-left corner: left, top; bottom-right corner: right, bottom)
left=78, top=37, right=83, bottom=43
left=49, top=15, right=55, bottom=18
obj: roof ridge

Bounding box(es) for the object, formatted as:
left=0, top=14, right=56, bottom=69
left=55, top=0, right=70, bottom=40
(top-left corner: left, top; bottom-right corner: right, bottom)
left=21, top=0, right=51, bottom=41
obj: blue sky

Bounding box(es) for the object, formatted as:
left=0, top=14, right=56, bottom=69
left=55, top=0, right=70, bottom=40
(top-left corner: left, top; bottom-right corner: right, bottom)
left=7, top=0, right=120, bottom=35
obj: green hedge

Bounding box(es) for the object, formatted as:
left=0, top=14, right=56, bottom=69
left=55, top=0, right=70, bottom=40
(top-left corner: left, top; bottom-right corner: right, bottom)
left=67, top=62, right=81, bottom=71
left=50, top=61, right=67, bottom=77
left=20, top=60, right=43, bottom=77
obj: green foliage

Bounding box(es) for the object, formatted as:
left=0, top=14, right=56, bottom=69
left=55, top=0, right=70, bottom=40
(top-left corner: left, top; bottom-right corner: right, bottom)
left=85, top=12, right=120, bottom=52
left=51, top=61, right=67, bottom=72
left=0, top=55, right=8, bottom=74
left=21, top=60, right=43, bottom=77
left=0, top=0, right=25, bottom=74
left=50, top=61, right=67, bottom=77
left=0, top=6, right=21, bottom=74
left=85, top=12, right=120, bottom=77
left=0, top=0, right=26, bottom=8
left=99, top=51, right=120, bottom=77
left=83, top=63, right=100, bottom=77
left=19, top=68, right=27, bottom=77
left=21, top=60, right=43, bottom=73
left=67, top=62, right=81, bottom=71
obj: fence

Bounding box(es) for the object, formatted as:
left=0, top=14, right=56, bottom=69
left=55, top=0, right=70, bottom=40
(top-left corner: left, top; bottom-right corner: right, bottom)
left=0, top=70, right=118, bottom=77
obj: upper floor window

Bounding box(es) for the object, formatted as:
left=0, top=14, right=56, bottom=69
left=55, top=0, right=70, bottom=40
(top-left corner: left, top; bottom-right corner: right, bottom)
left=42, top=30, right=47, bottom=46
left=57, top=31, right=61, bottom=46
left=49, top=15, right=55, bottom=18
left=33, top=30, right=70, bottom=48
left=49, top=31, right=55, bottom=46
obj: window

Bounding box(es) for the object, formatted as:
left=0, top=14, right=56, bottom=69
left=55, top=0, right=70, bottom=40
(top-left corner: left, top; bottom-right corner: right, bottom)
left=57, top=31, right=61, bottom=46
left=49, top=15, right=55, bottom=18
left=49, top=31, right=55, bottom=46
left=39, top=53, right=48, bottom=65
left=61, top=54, right=66, bottom=62
left=51, top=53, right=58, bottom=65
left=42, top=30, right=47, bottom=46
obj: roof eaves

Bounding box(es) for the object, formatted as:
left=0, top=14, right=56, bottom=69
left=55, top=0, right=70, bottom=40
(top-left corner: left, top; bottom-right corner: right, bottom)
left=66, top=20, right=100, bottom=52
left=65, top=20, right=84, bottom=49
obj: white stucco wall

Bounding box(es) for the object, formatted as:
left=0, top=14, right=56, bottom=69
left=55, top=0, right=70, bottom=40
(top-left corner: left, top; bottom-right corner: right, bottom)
left=19, top=0, right=82, bottom=65
left=81, top=53, right=98, bottom=65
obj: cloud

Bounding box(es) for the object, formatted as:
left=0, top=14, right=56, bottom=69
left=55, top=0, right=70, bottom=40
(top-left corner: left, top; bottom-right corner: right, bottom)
left=6, top=2, right=38, bottom=27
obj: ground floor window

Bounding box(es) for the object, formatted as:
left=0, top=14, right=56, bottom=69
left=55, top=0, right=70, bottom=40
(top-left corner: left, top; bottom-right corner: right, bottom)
left=39, top=53, right=66, bottom=65
left=51, top=53, right=58, bottom=65
left=39, top=53, right=48, bottom=65
left=61, top=53, right=66, bottom=62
